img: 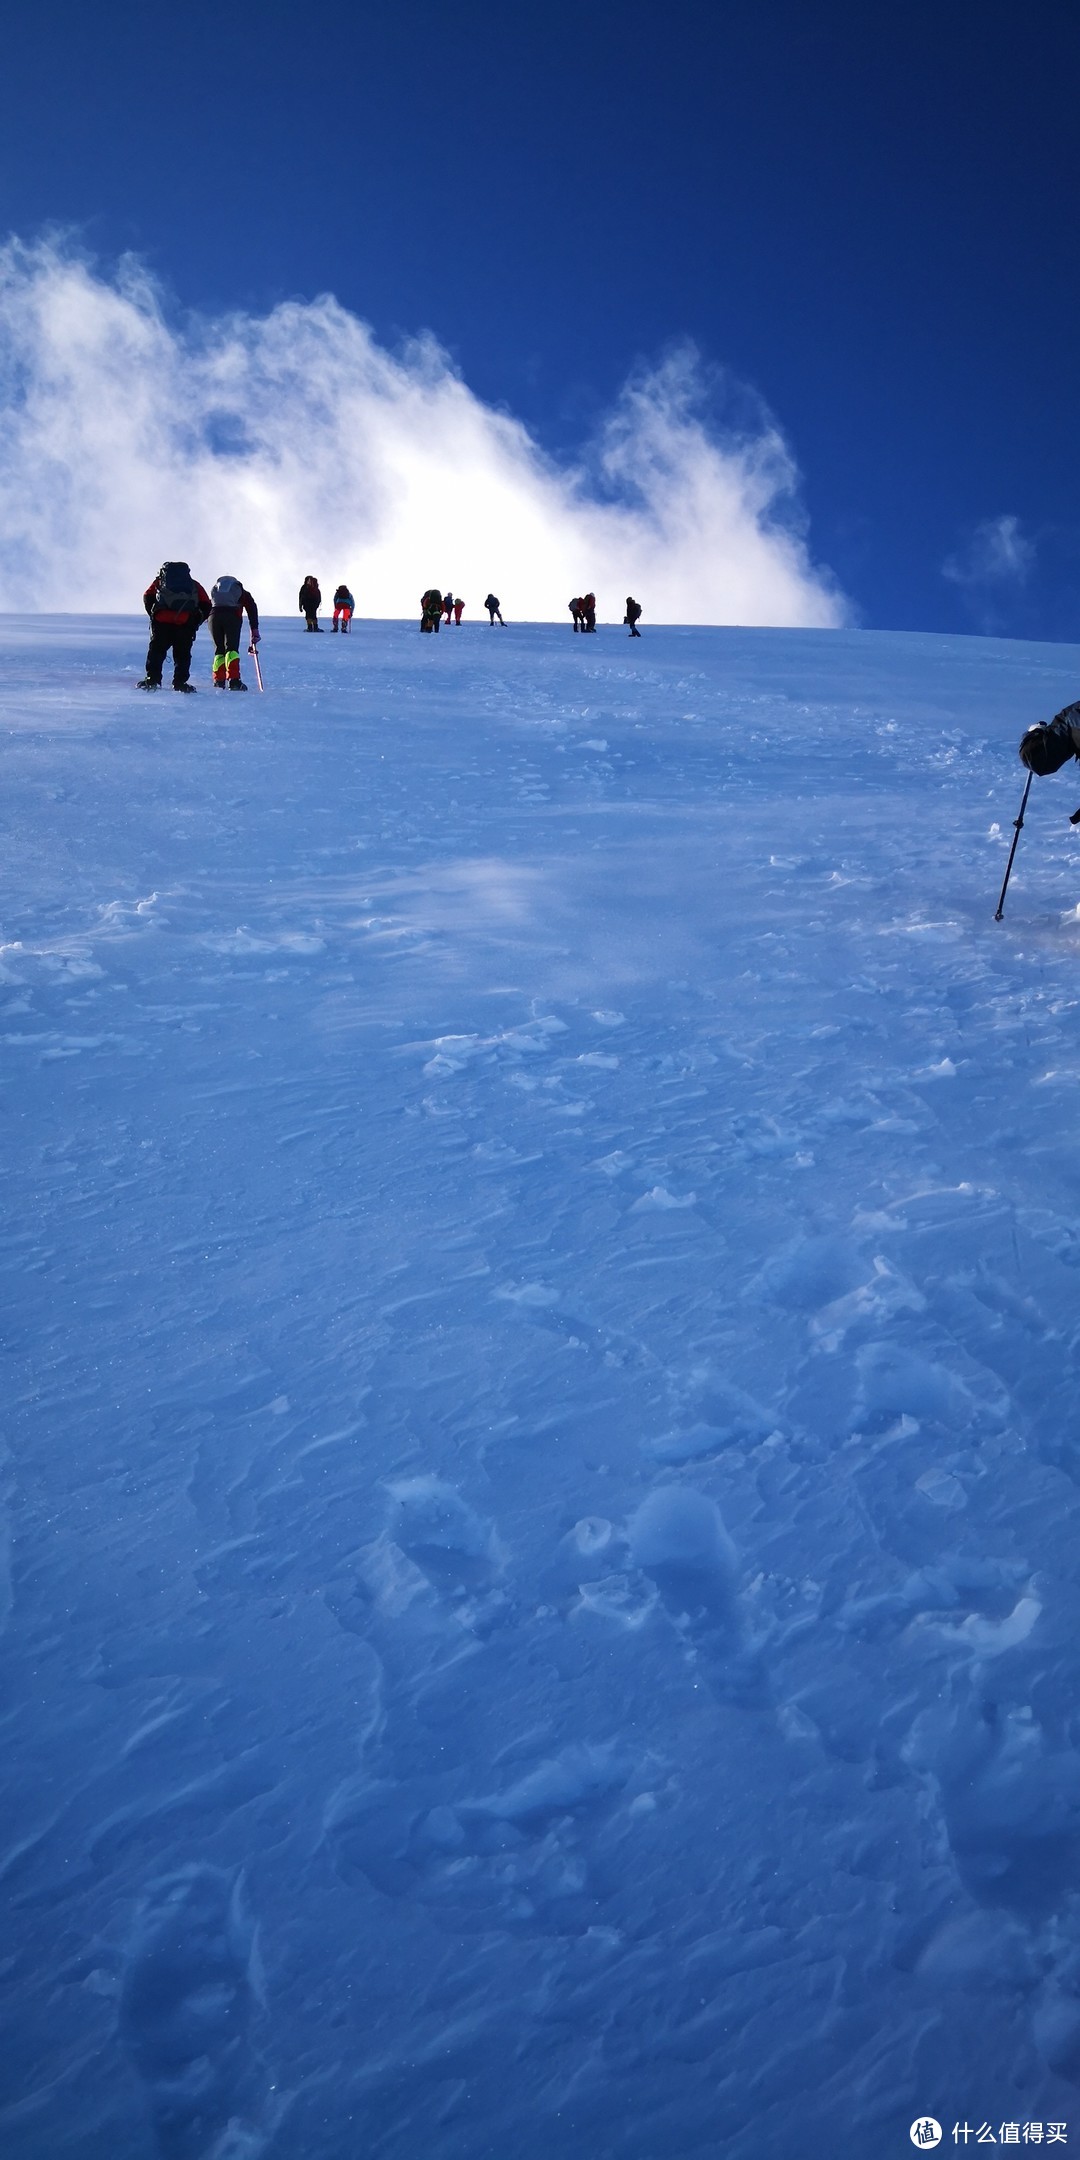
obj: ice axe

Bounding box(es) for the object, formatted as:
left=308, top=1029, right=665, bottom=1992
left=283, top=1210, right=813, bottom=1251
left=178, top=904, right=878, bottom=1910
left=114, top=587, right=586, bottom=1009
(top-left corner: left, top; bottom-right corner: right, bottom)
left=250, top=641, right=264, bottom=693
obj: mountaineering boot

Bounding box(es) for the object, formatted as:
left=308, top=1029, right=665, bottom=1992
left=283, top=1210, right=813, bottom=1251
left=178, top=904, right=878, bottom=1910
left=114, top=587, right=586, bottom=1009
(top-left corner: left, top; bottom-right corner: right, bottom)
left=229, top=679, right=249, bottom=692
left=174, top=682, right=197, bottom=693
left=137, top=678, right=160, bottom=690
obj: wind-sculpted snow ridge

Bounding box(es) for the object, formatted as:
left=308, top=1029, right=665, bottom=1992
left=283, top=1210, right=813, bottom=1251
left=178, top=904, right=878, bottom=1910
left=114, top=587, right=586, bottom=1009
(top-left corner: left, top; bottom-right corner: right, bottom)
left=5, top=616, right=1080, bottom=2156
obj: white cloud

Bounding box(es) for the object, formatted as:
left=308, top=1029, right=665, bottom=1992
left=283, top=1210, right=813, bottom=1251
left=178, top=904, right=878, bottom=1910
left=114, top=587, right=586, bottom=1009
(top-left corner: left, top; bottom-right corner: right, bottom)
left=0, top=238, right=846, bottom=625
left=942, top=513, right=1035, bottom=591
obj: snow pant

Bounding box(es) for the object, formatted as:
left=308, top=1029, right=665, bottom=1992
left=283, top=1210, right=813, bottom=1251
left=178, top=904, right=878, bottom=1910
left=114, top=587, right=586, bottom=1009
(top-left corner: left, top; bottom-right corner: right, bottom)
left=453, top=603, right=464, bottom=623
left=145, top=621, right=197, bottom=687
left=333, top=607, right=353, bottom=630
left=304, top=612, right=320, bottom=631
left=486, top=607, right=502, bottom=624
left=211, top=606, right=244, bottom=685
left=582, top=610, right=596, bottom=632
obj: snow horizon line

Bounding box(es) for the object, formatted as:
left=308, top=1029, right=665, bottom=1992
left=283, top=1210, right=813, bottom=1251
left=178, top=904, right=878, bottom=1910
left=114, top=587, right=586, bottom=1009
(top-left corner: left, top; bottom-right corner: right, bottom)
left=0, top=608, right=1066, bottom=652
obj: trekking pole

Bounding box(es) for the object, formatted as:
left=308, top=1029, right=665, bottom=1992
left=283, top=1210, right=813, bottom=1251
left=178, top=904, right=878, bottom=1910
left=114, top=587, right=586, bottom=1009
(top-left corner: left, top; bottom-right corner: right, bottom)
left=994, top=769, right=1033, bottom=921
left=250, top=641, right=264, bottom=693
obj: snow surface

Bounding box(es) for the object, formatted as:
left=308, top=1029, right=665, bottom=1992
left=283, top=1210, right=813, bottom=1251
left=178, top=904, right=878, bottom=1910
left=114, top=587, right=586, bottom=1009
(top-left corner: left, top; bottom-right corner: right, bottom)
left=4, top=613, right=1080, bottom=2158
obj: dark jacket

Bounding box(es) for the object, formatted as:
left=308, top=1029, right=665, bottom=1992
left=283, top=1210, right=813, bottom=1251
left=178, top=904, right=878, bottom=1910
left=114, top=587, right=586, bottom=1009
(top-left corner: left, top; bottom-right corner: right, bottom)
left=299, top=579, right=322, bottom=613
left=1054, top=700, right=1080, bottom=750
left=223, top=587, right=257, bottom=635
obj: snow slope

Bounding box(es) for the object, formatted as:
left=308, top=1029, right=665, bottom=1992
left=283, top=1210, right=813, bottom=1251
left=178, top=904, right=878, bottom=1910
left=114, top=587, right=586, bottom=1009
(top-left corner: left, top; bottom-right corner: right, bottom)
left=3, top=614, right=1080, bottom=2159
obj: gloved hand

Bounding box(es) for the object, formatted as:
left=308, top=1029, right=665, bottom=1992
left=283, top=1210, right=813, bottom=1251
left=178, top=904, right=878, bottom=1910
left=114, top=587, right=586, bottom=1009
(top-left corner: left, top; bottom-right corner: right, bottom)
left=1019, top=724, right=1076, bottom=777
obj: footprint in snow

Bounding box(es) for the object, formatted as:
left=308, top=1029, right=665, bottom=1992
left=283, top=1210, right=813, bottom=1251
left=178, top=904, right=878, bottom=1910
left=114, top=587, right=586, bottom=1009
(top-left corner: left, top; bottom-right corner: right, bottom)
left=325, top=1475, right=508, bottom=1676
left=908, top=1689, right=1080, bottom=1920
left=385, top=1474, right=505, bottom=1614
left=850, top=1341, right=977, bottom=1435
left=323, top=1741, right=631, bottom=1936
left=749, top=1233, right=866, bottom=1313
left=647, top=1371, right=778, bottom=1463
left=118, top=1865, right=275, bottom=2160
left=626, top=1485, right=768, bottom=1707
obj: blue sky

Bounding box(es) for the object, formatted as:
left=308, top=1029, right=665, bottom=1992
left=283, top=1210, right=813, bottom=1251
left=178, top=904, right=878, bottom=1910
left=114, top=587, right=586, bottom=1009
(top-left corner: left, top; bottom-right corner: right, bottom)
left=0, top=0, right=1075, bottom=633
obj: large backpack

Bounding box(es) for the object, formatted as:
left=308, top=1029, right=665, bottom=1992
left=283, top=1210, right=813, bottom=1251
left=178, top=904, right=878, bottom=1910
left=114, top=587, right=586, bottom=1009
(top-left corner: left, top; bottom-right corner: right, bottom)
left=157, top=562, right=198, bottom=613
left=212, top=574, right=244, bottom=609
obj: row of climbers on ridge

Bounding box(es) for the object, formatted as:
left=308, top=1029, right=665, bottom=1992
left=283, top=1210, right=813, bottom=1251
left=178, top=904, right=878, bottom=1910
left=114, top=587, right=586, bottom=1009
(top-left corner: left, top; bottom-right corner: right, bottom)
left=137, top=564, right=646, bottom=688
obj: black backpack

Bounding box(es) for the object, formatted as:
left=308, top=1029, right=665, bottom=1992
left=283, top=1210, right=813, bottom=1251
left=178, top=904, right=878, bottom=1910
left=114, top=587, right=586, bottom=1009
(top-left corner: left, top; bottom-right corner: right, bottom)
left=157, top=562, right=198, bottom=613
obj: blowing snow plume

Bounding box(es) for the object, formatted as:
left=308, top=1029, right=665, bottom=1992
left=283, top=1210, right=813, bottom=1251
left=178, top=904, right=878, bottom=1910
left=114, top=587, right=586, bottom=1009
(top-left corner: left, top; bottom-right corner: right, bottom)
left=0, top=240, right=846, bottom=624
